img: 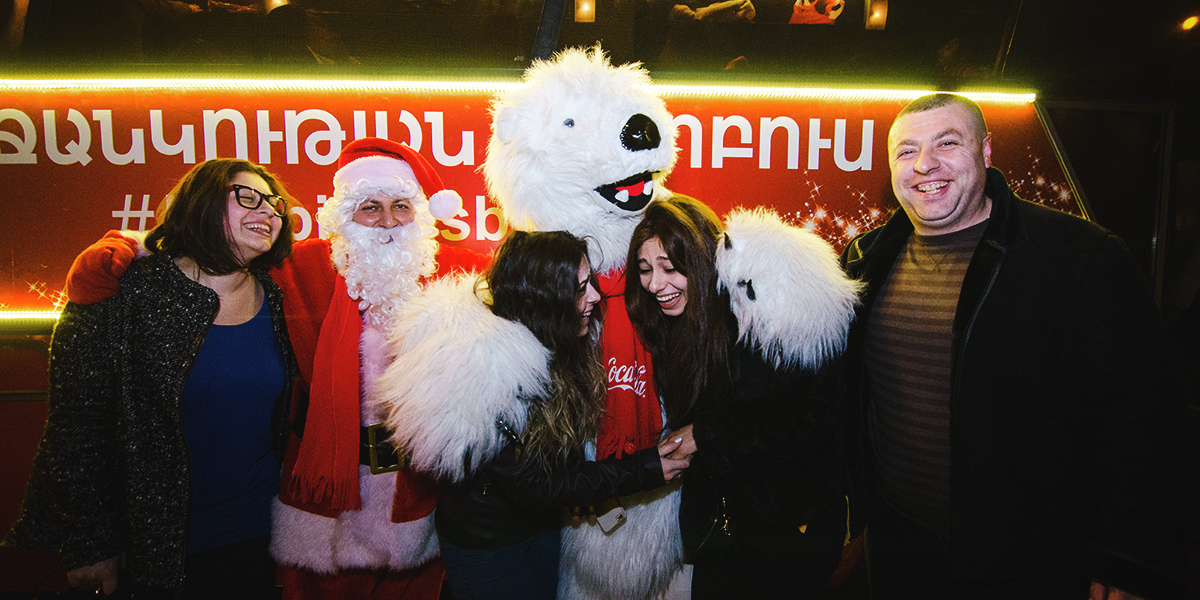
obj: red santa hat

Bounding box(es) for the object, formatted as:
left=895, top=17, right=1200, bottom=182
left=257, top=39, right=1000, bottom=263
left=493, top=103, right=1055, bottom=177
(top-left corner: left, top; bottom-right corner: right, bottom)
left=333, top=137, right=462, bottom=221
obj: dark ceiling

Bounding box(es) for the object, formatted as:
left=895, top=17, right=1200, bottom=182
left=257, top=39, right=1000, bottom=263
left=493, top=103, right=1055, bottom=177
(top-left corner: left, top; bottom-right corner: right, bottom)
left=5, top=0, right=1197, bottom=105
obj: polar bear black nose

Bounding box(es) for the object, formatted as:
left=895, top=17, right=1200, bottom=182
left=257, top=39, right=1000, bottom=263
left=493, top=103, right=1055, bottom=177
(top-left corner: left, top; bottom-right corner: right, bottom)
left=622, top=114, right=661, bottom=151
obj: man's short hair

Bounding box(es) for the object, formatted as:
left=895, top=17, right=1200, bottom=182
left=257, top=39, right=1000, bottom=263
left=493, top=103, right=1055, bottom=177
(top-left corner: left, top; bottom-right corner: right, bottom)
left=895, top=93, right=989, bottom=141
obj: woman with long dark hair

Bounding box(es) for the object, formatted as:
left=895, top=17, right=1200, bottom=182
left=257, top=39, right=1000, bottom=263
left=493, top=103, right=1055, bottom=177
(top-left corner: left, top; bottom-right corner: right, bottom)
left=626, top=194, right=859, bottom=598
left=374, top=230, right=688, bottom=600
left=8, top=159, right=299, bottom=600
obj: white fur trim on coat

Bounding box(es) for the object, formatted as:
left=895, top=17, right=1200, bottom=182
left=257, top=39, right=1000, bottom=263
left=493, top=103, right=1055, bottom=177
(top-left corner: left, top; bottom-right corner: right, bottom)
left=559, top=483, right=684, bottom=600
left=371, top=274, right=552, bottom=482
left=717, top=207, right=862, bottom=370
left=269, top=468, right=440, bottom=573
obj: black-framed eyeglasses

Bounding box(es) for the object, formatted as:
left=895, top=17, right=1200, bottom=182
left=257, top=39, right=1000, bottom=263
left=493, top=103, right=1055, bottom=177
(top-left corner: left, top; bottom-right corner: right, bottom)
left=229, top=184, right=288, bottom=217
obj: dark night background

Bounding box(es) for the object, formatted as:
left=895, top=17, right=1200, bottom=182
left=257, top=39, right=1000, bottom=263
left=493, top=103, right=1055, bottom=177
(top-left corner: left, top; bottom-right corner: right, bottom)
left=1, top=0, right=1197, bottom=597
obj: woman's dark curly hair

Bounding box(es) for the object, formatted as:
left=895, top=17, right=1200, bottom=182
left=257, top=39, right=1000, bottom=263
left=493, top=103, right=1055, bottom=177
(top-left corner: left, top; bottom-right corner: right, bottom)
left=146, top=158, right=294, bottom=274
left=485, top=230, right=606, bottom=468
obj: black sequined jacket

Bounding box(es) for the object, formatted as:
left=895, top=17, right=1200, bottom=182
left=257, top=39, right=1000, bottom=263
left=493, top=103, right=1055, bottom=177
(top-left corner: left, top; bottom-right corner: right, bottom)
left=5, top=252, right=296, bottom=590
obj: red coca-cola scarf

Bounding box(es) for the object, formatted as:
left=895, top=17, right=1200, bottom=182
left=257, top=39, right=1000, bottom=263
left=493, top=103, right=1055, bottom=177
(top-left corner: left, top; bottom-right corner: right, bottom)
left=595, top=268, right=662, bottom=460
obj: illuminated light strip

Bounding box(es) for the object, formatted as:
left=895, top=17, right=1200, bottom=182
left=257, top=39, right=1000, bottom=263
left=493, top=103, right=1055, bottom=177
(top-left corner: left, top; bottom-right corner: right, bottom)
left=0, top=78, right=1035, bottom=103
left=650, top=85, right=1036, bottom=103
left=0, top=78, right=524, bottom=94
left=0, top=311, right=60, bottom=320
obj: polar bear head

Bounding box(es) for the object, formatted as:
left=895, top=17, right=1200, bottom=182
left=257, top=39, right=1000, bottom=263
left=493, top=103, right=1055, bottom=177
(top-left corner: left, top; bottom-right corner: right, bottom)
left=716, top=208, right=861, bottom=370
left=484, top=45, right=678, bottom=273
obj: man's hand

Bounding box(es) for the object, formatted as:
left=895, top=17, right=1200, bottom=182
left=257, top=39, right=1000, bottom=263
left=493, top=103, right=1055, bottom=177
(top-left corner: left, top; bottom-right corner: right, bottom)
left=1089, top=581, right=1145, bottom=600
left=66, top=555, right=120, bottom=595
left=64, top=231, right=144, bottom=304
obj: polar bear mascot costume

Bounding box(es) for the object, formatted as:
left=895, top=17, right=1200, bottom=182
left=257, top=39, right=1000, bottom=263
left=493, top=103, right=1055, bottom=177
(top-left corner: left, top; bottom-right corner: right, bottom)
left=483, top=46, right=684, bottom=600
left=370, top=207, right=861, bottom=600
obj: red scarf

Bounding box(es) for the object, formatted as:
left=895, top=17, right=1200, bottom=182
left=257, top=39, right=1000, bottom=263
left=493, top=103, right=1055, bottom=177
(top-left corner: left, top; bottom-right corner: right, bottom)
left=595, top=268, right=662, bottom=460
left=276, top=245, right=440, bottom=521
left=284, top=275, right=364, bottom=513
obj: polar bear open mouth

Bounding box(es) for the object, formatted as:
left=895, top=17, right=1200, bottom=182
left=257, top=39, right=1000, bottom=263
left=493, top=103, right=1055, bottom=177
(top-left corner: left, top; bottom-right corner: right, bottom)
left=594, top=171, right=656, bottom=213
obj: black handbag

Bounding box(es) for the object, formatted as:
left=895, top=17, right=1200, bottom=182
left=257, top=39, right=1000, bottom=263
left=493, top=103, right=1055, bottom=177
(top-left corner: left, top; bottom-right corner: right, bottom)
left=678, top=470, right=736, bottom=562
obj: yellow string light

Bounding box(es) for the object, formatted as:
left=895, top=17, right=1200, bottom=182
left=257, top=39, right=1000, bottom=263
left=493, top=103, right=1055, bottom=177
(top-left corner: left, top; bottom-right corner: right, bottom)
left=0, top=78, right=1035, bottom=103
left=0, top=311, right=60, bottom=320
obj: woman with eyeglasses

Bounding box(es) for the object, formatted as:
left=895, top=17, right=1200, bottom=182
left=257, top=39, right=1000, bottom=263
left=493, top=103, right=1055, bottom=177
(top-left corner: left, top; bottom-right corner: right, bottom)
left=8, top=159, right=299, bottom=600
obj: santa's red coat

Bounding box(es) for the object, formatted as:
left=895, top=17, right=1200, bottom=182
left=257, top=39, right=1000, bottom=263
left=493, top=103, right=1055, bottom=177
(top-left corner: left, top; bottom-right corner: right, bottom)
left=273, top=238, right=490, bottom=517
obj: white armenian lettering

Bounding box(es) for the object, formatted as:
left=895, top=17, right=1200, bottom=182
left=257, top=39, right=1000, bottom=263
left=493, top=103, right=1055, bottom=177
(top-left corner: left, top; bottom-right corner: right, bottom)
left=424, top=111, right=473, bottom=167
left=4, top=108, right=482, bottom=167
left=94, top=109, right=145, bottom=165
left=42, top=109, right=92, bottom=166
left=284, top=109, right=345, bottom=165
left=0, top=108, right=37, bottom=164
left=808, top=118, right=873, bottom=171
left=150, top=110, right=196, bottom=164
left=203, top=108, right=249, bottom=160
left=673, top=113, right=874, bottom=172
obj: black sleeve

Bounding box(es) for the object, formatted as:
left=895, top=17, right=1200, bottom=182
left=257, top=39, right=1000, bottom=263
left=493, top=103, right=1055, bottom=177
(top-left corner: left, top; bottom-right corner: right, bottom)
left=1076, top=234, right=1188, bottom=599
left=692, top=346, right=842, bottom=528
left=484, top=443, right=666, bottom=510
left=6, top=300, right=125, bottom=570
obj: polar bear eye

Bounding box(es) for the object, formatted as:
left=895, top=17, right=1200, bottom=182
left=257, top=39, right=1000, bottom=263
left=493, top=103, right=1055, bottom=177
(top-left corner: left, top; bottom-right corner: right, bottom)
left=563, top=118, right=575, bottom=128
left=738, top=279, right=757, bottom=301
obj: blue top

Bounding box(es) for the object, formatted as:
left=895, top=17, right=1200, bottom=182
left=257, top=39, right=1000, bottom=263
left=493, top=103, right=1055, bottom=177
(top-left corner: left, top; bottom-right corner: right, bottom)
left=182, top=298, right=285, bottom=555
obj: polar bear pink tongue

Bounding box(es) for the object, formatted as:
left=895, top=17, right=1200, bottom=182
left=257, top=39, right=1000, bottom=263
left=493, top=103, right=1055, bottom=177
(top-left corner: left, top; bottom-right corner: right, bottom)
left=618, top=180, right=645, bottom=196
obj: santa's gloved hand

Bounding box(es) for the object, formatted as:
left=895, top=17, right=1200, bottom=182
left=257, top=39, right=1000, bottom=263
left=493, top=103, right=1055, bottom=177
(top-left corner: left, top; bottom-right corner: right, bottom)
left=65, top=230, right=140, bottom=304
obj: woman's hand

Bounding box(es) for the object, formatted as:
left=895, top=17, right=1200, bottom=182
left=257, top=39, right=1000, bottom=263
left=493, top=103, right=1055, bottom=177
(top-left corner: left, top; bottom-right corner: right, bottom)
left=67, top=555, right=121, bottom=595
left=658, top=433, right=693, bottom=480
left=663, top=424, right=696, bottom=461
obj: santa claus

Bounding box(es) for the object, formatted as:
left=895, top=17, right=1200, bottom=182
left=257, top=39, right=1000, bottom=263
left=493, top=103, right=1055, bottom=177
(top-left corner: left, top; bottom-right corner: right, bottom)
left=272, top=138, right=489, bottom=599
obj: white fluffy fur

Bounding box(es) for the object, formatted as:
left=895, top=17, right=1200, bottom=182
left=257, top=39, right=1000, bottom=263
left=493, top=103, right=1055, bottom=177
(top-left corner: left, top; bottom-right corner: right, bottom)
left=370, top=274, right=552, bottom=482
left=558, top=483, right=685, bottom=600
left=269, top=472, right=440, bottom=573
left=270, top=322, right=441, bottom=573
left=483, top=45, right=678, bottom=273
left=717, top=208, right=862, bottom=369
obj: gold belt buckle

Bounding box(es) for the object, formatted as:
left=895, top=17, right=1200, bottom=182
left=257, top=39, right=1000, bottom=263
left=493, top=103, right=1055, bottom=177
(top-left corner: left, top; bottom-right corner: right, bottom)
left=366, top=423, right=405, bottom=475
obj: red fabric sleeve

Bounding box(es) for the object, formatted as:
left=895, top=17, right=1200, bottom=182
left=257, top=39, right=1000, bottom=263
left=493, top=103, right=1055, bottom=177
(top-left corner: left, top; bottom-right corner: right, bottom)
left=270, top=239, right=337, bottom=387
left=64, top=230, right=138, bottom=304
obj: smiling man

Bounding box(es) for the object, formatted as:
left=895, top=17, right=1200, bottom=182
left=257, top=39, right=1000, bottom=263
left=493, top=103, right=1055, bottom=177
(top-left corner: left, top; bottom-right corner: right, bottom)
left=840, top=94, right=1186, bottom=599
left=270, top=138, right=488, bottom=600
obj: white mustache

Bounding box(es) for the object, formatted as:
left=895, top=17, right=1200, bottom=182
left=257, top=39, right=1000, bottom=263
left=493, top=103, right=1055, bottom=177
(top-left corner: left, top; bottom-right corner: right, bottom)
left=366, top=227, right=401, bottom=245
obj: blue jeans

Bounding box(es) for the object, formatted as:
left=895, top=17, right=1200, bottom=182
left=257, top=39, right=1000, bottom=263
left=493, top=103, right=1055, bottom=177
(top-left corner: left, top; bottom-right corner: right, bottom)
left=438, top=528, right=560, bottom=600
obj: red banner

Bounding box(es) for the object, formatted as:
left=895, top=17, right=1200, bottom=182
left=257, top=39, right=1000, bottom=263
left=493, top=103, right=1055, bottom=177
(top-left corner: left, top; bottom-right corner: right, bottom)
left=0, top=82, right=1073, bottom=311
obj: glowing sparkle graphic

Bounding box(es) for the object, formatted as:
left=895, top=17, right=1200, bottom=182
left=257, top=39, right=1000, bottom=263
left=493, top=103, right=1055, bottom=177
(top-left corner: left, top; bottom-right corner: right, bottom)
left=1003, top=148, right=1077, bottom=215
left=25, top=281, right=69, bottom=310
left=781, top=176, right=891, bottom=251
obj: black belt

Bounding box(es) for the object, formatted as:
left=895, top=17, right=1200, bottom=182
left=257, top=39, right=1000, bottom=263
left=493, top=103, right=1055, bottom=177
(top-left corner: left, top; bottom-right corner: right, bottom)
left=360, top=424, right=405, bottom=474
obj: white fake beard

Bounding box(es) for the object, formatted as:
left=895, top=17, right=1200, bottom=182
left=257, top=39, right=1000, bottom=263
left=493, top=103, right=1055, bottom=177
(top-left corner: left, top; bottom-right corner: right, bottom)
left=332, top=220, right=436, bottom=331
